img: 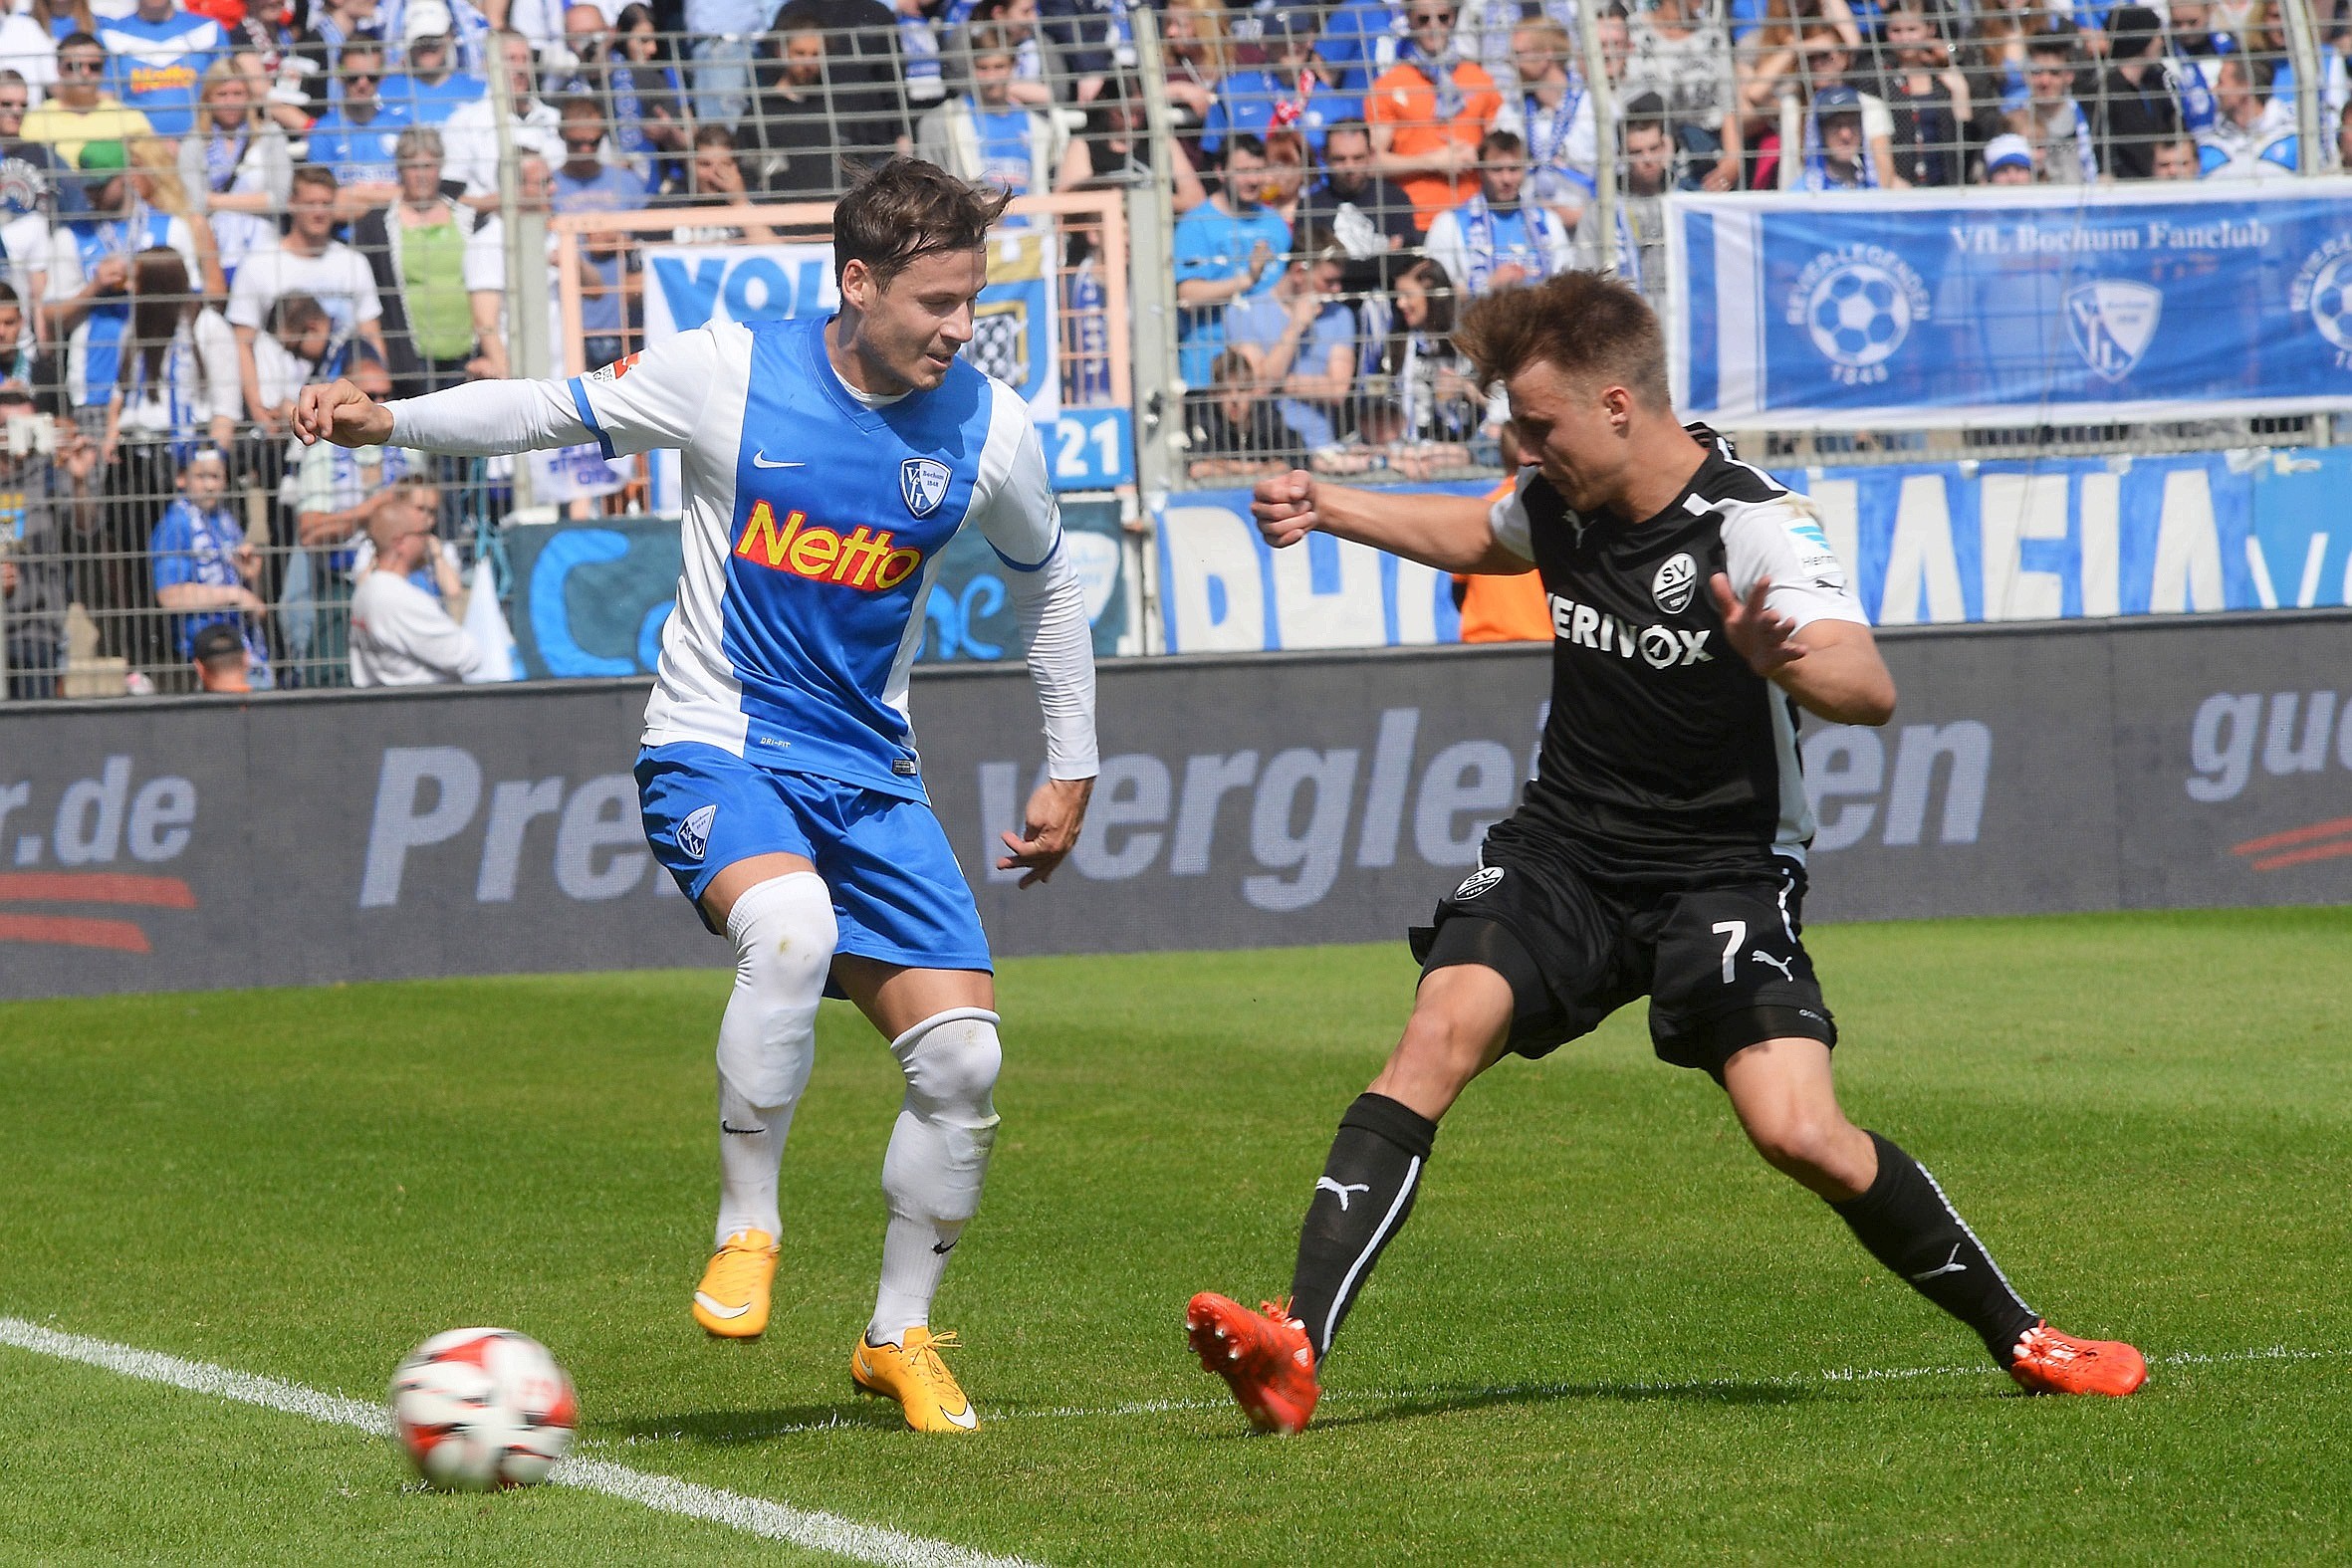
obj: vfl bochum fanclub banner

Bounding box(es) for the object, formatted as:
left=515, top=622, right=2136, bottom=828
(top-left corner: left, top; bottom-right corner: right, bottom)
left=1670, top=181, right=2352, bottom=428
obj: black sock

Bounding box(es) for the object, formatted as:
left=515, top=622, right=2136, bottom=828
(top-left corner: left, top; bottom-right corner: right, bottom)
left=1288, top=1092, right=1438, bottom=1363
left=1831, top=1131, right=2040, bottom=1364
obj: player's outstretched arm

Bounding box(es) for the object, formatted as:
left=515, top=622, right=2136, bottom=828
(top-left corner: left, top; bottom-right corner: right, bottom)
left=294, top=378, right=394, bottom=448
left=1252, top=470, right=1526, bottom=572
left=298, top=336, right=722, bottom=459
left=1710, top=572, right=1897, bottom=726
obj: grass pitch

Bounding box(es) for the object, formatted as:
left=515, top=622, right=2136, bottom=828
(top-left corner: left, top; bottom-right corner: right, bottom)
left=3, top=908, right=2349, bottom=1564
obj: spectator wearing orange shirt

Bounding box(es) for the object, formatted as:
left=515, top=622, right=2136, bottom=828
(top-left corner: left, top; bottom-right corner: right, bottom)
left=1365, top=0, right=1501, bottom=230
left=1454, top=425, right=1547, bottom=641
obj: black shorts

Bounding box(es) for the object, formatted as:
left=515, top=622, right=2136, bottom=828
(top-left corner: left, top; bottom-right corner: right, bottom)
left=1408, top=848, right=1836, bottom=1080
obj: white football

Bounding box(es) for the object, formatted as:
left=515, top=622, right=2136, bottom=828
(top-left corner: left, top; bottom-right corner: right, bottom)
left=389, top=1327, right=578, bottom=1491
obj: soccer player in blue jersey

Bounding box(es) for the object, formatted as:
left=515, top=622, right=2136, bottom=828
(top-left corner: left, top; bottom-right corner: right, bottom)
left=295, top=159, right=1099, bottom=1434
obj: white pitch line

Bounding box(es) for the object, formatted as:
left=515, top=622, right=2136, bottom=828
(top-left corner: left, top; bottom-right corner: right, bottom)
left=0, top=1315, right=1042, bottom=1568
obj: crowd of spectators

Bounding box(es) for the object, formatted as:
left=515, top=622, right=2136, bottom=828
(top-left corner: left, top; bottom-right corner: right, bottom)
left=0, top=0, right=2342, bottom=693
left=1153, top=0, right=2346, bottom=476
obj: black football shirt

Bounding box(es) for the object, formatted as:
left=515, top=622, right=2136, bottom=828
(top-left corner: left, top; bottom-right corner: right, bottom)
left=1483, top=426, right=1866, bottom=882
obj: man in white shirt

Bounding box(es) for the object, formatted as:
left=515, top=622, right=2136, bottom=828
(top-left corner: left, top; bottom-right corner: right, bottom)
left=227, top=164, right=387, bottom=419
left=349, top=476, right=480, bottom=685
left=440, top=28, right=564, bottom=203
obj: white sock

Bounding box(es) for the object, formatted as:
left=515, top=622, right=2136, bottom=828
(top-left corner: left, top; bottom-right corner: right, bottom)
left=869, top=1215, right=966, bottom=1347
left=711, top=872, right=834, bottom=1250
left=714, top=1076, right=791, bottom=1244
left=866, top=1008, right=1002, bottom=1347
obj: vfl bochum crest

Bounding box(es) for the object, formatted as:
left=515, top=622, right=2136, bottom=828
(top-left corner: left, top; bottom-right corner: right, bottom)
left=2064, top=282, right=2163, bottom=384
left=900, top=458, right=951, bottom=518
left=678, top=803, right=717, bottom=862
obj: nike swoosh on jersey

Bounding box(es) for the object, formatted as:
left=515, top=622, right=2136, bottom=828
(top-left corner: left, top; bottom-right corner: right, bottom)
left=693, top=1292, right=755, bottom=1319
left=751, top=452, right=807, bottom=469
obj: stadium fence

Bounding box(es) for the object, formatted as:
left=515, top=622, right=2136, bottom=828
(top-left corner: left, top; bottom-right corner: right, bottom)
left=0, top=2, right=2346, bottom=703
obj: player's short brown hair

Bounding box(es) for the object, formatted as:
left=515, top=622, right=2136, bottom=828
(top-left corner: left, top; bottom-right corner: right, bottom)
left=1454, top=270, right=1673, bottom=411
left=831, top=157, right=1012, bottom=293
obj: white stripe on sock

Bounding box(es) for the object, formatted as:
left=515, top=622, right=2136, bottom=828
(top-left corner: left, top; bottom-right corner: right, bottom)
left=1322, top=1155, right=1422, bottom=1355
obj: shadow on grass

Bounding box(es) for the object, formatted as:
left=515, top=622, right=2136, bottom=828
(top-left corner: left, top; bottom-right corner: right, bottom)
left=609, top=1401, right=906, bottom=1446
left=1308, top=1379, right=1814, bottom=1430
left=1306, top=1370, right=2009, bottom=1430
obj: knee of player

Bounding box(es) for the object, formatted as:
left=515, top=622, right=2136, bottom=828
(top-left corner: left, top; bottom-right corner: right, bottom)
left=1394, top=988, right=1507, bottom=1073
left=1744, top=1112, right=1847, bottom=1179
left=894, top=1008, right=1004, bottom=1112
left=726, top=871, right=838, bottom=985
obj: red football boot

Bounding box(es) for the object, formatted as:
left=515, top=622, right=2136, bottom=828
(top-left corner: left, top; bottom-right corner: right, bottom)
left=2007, top=1321, right=2149, bottom=1397
left=1184, top=1292, right=1320, bottom=1435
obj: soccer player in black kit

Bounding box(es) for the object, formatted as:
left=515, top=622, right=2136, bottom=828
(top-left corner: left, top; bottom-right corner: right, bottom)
left=1184, top=271, right=2146, bottom=1433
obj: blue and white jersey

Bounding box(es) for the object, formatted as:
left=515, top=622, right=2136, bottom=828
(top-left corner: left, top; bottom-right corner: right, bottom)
left=564, top=316, right=1063, bottom=801
left=96, top=10, right=222, bottom=137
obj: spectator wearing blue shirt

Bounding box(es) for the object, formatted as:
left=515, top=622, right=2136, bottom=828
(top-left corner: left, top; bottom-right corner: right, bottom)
left=1219, top=223, right=1359, bottom=456
left=1173, top=133, right=1293, bottom=387
left=551, top=94, right=647, bottom=368
left=388, top=2, right=487, bottom=124
left=305, top=37, right=413, bottom=195
left=150, top=445, right=271, bottom=681
left=97, top=0, right=224, bottom=138
left=1201, top=9, right=1356, bottom=160
left=1315, top=0, right=1403, bottom=101
left=683, top=0, right=769, bottom=126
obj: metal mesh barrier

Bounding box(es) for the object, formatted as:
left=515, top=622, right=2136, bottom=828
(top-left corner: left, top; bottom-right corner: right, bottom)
left=0, top=5, right=2344, bottom=698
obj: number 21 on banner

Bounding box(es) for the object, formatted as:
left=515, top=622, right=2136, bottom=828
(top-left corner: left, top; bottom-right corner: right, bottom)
left=1046, top=409, right=1134, bottom=489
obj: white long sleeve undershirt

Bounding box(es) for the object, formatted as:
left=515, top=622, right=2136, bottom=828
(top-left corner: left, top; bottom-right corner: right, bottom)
left=384, top=377, right=589, bottom=456
left=1003, top=540, right=1099, bottom=782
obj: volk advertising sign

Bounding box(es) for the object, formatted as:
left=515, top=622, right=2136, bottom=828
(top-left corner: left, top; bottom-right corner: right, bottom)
left=0, top=612, right=2345, bottom=1000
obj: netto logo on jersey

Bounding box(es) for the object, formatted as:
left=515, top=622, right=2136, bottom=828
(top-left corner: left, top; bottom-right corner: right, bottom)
left=1652, top=553, right=1698, bottom=614
left=1547, top=593, right=1714, bottom=668
left=734, top=501, right=924, bottom=591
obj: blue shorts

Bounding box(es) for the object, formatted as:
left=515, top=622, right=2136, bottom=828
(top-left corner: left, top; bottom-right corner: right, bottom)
left=635, top=742, right=993, bottom=975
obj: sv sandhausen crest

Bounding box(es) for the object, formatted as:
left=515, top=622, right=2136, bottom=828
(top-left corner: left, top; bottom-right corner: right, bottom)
left=1455, top=866, right=1504, bottom=900
left=899, top=457, right=952, bottom=518
left=1652, top=553, right=1698, bottom=614
left=2064, top=281, right=2163, bottom=383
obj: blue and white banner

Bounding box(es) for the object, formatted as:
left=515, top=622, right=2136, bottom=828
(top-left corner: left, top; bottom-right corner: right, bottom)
left=1670, top=181, right=2352, bottom=428
left=1154, top=483, right=1484, bottom=652
left=1154, top=449, right=2352, bottom=649
left=1794, top=446, right=2352, bottom=623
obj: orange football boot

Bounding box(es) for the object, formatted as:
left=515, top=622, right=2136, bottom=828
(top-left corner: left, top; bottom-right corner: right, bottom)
left=1185, top=1292, right=1320, bottom=1435
left=2007, top=1321, right=2148, bottom=1396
